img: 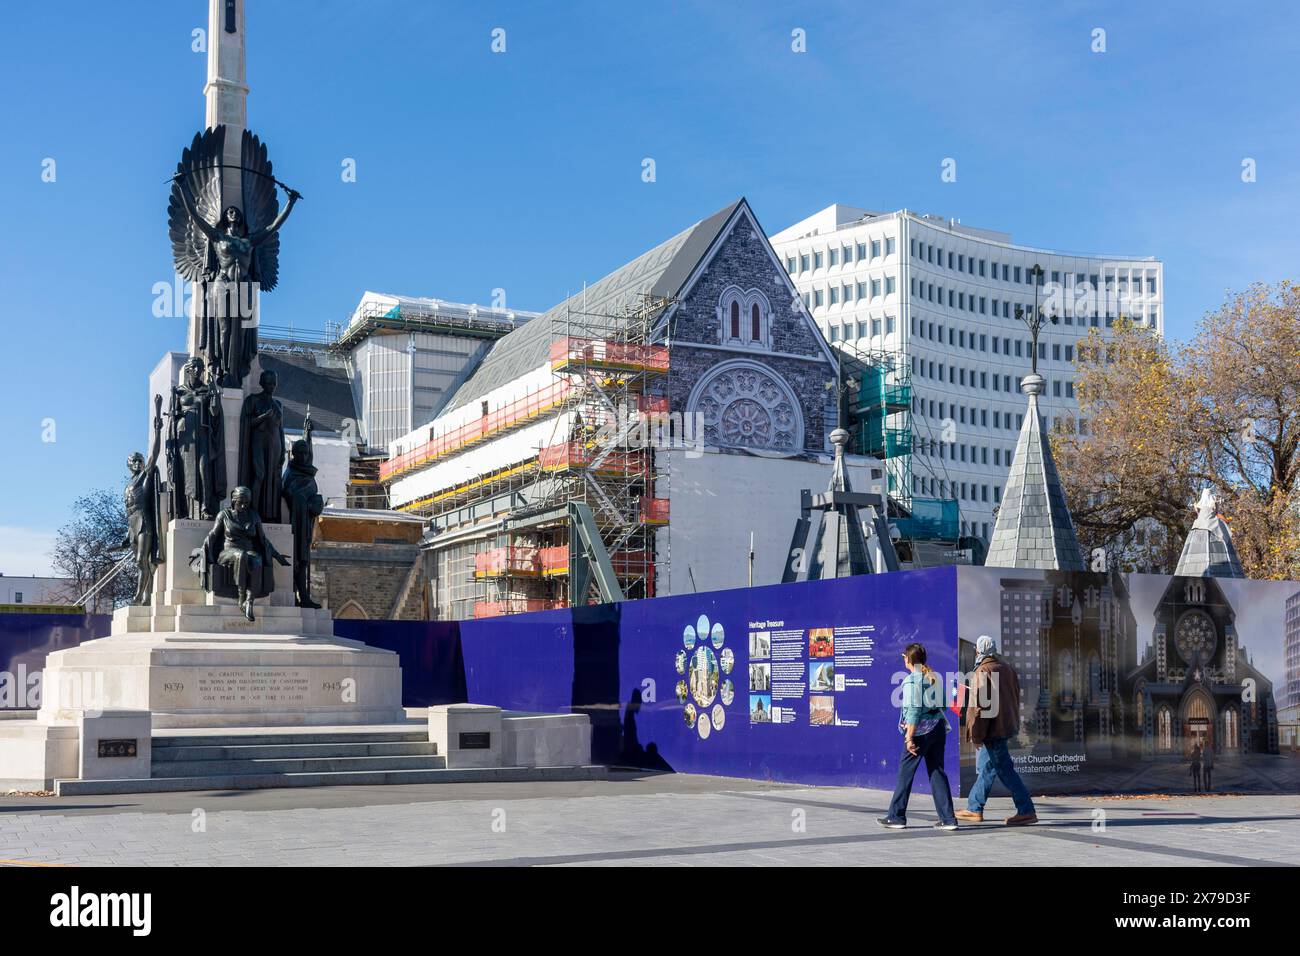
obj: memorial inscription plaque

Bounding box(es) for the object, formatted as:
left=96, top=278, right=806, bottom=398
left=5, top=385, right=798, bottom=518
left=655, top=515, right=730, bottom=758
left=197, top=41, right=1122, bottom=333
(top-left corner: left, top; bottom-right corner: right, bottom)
left=98, top=739, right=139, bottom=758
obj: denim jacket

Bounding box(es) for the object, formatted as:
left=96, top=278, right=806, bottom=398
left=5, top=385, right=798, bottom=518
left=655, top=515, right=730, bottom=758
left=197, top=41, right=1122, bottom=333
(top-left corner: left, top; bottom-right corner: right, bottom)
left=899, top=669, right=951, bottom=736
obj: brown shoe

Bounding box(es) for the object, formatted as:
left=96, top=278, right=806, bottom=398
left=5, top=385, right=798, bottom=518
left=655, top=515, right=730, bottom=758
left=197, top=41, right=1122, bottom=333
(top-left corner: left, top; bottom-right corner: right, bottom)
left=1005, top=813, right=1038, bottom=826
left=954, top=810, right=984, bottom=822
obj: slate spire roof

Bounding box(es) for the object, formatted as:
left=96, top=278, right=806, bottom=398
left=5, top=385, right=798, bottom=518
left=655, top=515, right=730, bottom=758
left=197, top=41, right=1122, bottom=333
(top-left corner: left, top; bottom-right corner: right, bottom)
left=1174, top=488, right=1245, bottom=577
left=985, top=373, right=1086, bottom=570
left=440, top=199, right=745, bottom=415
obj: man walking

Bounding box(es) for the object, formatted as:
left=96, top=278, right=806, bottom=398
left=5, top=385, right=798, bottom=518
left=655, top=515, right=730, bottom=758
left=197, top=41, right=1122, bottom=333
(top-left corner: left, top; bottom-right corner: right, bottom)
left=1202, top=741, right=1214, bottom=790
left=956, top=635, right=1038, bottom=826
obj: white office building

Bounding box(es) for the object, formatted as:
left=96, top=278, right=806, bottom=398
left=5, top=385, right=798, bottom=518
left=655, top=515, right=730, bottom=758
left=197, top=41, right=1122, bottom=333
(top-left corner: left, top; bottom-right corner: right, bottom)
left=772, top=205, right=1163, bottom=546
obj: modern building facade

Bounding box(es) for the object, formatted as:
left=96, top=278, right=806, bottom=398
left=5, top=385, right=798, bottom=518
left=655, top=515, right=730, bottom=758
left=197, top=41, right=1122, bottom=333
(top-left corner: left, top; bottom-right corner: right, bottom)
left=772, top=205, right=1164, bottom=547
left=0, top=575, right=76, bottom=607
left=1285, top=591, right=1300, bottom=705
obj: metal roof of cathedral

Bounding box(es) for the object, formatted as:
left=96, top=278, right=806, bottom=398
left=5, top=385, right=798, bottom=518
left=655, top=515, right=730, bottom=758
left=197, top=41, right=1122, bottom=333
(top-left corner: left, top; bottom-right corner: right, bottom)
left=985, top=373, right=1087, bottom=571
left=440, top=199, right=746, bottom=414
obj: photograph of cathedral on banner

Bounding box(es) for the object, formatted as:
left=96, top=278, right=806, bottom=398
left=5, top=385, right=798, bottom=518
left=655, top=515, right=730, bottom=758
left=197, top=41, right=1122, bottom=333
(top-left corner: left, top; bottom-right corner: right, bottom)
left=956, top=566, right=1299, bottom=795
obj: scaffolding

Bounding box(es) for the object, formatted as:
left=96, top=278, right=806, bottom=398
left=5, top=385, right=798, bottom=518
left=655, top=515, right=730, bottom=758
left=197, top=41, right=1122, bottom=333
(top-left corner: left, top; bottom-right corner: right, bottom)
left=842, top=345, right=913, bottom=509
left=837, top=342, right=983, bottom=567
left=469, top=293, right=673, bottom=616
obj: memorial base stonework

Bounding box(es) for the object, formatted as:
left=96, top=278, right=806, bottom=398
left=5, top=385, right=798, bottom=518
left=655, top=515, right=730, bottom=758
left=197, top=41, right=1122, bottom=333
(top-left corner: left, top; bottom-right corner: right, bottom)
left=0, top=521, right=404, bottom=788
left=32, top=518, right=405, bottom=729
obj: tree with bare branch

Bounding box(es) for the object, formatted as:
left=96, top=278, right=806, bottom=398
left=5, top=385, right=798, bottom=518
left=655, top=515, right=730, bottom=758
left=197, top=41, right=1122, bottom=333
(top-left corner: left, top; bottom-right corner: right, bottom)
left=49, top=488, right=136, bottom=611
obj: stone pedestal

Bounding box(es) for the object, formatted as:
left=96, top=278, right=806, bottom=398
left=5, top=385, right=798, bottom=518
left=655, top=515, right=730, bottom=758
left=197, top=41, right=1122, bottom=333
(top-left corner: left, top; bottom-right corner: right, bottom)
left=219, top=386, right=244, bottom=506
left=33, top=519, right=404, bottom=730
left=428, top=704, right=503, bottom=768
left=79, top=711, right=151, bottom=780
left=154, top=517, right=295, bottom=609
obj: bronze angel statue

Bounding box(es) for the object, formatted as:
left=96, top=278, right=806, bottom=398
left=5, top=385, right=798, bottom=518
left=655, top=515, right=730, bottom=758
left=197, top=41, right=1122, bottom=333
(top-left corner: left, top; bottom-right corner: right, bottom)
left=167, top=125, right=301, bottom=387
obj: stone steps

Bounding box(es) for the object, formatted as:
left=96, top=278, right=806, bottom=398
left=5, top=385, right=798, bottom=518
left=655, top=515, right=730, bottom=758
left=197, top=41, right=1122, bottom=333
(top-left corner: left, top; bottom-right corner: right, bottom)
left=153, top=741, right=439, bottom=761
left=155, top=754, right=449, bottom=776
left=153, top=730, right=429, bottom=748
left=56, top=764, right=607, bottom=795
left=54, top=727, right=606, bottom=795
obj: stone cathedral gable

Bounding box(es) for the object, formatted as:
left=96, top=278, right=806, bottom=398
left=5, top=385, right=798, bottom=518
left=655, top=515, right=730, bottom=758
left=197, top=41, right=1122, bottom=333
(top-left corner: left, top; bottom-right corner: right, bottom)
left=665, top=208, right=838, bottom=457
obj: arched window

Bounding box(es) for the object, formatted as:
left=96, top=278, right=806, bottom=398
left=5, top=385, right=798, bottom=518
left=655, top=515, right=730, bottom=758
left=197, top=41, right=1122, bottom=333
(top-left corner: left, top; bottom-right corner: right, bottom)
left=718, top=287, right=771, bottom=348
left=1157, top=707, right=1173, bottom=751
left=335, top=599, right=370, bottom=620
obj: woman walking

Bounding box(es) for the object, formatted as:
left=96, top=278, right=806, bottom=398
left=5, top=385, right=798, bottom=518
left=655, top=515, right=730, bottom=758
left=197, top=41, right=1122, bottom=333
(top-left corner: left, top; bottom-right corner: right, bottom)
left=878, top=643, right=958, bottom=831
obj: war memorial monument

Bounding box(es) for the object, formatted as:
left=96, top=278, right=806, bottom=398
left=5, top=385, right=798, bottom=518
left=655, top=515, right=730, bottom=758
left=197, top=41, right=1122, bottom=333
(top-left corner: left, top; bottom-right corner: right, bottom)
left=0, top=0, right=592, bottom=792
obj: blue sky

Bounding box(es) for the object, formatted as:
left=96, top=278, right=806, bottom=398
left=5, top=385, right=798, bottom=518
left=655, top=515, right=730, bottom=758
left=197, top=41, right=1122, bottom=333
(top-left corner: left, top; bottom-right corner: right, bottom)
left=2, top=0, right=1299, bottom=574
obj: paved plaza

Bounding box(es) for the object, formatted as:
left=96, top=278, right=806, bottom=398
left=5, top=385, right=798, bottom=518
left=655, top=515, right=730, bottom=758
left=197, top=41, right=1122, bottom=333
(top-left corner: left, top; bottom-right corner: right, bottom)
left=0, top=772, right=1295, bottom=866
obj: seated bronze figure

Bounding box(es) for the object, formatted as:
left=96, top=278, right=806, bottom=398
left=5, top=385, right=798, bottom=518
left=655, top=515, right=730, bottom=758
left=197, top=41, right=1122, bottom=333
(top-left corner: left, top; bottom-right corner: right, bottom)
left=191, top=486, right=289, bottom=621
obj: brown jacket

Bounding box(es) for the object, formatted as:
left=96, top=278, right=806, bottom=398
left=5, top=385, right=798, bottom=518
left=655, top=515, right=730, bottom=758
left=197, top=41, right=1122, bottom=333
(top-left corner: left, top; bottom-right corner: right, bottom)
left=964, top=654, right=1021, bottom=746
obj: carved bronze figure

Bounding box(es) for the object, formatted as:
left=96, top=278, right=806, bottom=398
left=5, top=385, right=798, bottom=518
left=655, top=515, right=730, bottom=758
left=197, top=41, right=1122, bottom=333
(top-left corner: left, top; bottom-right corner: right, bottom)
left=238, top=368, right=286, bottom=523
left=124, top=396, right=166, bottom=605
left=167, top=125, right=300, bottom=387
left=166, top=355, right=226, bottom=520
left=281, top=409, right=325, bottom=608
left=192, top=485, right=289, bottom=621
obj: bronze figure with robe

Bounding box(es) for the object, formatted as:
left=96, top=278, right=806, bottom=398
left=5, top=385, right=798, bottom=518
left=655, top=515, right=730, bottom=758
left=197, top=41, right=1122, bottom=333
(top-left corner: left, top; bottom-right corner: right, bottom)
left=281, top=411, right=325, bottom=608
left=167, top=356, right=226, bottom=520
left=167, top=126, right=300, bottom=387
left=238, top=368, right=285, bottom=523
left=191, top=486, right=289, bottom=621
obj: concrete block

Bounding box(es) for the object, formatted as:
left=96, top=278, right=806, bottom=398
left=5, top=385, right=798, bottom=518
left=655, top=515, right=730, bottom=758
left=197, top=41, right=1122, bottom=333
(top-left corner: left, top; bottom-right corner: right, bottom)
left=79, top=710, right=152, bottom=781
left=428, top=704, right=503, bottom=768
left=0, top=719, right=79, bottom=790
left=501, top=712, right=593, bottom=767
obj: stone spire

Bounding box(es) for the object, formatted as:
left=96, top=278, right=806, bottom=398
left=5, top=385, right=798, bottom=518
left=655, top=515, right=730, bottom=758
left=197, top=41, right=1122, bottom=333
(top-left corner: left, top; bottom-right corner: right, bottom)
left=205, top=0, right=249, bottom=209
left=1174, top=488, right=1244, bottom=577
left=206, top=0, right=248, bottom=132
left=782, top=428, right=900, bottom=581
left=985, top=373, right=1086, bottom=571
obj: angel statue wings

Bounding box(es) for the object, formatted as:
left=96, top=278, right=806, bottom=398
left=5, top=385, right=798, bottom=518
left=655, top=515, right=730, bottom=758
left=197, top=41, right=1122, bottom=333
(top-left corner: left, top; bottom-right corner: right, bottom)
left=167, top=125, right=301, bottom=388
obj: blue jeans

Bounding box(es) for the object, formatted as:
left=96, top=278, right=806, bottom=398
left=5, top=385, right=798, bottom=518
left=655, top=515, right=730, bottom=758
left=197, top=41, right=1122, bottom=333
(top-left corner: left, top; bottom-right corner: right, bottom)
left=887, top=723, right=956, bottom=824
left=967, top=736, right=1035, bottom=815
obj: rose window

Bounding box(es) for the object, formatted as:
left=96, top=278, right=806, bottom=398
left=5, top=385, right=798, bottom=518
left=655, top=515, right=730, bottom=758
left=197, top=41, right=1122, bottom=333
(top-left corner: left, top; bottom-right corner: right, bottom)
left=689, top=362, right=804, bottom=453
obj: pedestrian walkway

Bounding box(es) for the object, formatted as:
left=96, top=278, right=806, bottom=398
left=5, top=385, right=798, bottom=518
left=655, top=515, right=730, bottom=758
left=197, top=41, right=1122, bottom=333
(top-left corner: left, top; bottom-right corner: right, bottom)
left=0, top=773, right=1294, bottom=866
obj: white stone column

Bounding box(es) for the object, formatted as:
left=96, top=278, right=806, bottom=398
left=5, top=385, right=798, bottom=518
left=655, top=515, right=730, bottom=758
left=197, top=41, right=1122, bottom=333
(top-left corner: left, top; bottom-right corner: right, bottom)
left=206, top=0, right=248, bottom=206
